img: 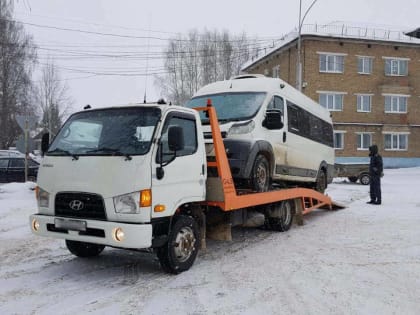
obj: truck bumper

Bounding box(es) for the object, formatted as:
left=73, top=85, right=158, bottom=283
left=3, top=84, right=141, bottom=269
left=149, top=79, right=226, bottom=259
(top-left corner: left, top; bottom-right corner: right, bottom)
left=29, top=214, right=153, bottom=249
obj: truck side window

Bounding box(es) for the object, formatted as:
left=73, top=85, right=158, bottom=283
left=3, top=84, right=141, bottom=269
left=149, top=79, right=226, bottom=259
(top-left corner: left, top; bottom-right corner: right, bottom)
left=157, top=115, right=198, bottom=163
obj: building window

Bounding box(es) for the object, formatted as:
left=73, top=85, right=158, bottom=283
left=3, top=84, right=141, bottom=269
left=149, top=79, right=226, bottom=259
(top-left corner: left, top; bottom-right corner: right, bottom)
left=319, top=53, right=344, bottom=73
left=384, top=133, right=408, bottom=151
left=357, top=56, right=373, bottom=74
left=356, top=94, right=372, bottom=112
left=384, top=58, right=408, bottom=76
left=318, top=92, right=345, bottom=111
left=334, top=131, right=344, bottom=149
left=357, top=133, right=372, bottom=150
left=384, top=94, right=408, bottom=113
left=272, top=65, right=280, bottom=78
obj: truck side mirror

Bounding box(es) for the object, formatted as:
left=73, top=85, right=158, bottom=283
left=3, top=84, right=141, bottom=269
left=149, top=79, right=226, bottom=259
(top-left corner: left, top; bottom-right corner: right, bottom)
left=168, top=126, right=184, bottom=152
left=263, top=110, right=284, bottom=130
left=41, top=133, right=50, bottom=156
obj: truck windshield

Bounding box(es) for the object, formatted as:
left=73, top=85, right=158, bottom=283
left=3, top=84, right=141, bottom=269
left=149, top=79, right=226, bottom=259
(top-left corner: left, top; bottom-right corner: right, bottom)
left=185, top=92, right=266, bottom=124
left=47, top=107, right=161, bottom=157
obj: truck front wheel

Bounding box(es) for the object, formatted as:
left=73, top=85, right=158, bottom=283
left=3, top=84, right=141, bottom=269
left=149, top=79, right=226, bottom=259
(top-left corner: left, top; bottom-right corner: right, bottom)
left=65, top=240, right=105, bottom=257
left=157, top=215, right=199, bottom=274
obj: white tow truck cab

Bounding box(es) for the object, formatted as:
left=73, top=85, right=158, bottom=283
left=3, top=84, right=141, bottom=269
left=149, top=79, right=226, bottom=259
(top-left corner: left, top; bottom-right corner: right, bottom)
left=31, top=102, right=207, bottom=273
left=30, top=99, right=341, bottom=274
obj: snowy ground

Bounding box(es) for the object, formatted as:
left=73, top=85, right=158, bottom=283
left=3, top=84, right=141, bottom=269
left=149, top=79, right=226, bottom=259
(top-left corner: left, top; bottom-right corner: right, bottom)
left=1, top=168, right=420, bottom=315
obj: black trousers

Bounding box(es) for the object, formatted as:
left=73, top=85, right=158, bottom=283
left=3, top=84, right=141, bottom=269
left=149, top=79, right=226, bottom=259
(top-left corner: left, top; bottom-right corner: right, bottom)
left=370, top=175, right=381, bottom=202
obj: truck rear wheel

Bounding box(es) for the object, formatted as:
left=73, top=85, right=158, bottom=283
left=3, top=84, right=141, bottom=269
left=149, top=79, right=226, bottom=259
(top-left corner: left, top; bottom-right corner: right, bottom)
left=65, top=240, right=105, bottom=257
left=251, top=155, right=270, bottom=192
left=157, top=215, right=199, bottom=274
left=265, top=200, right=294, bottom=232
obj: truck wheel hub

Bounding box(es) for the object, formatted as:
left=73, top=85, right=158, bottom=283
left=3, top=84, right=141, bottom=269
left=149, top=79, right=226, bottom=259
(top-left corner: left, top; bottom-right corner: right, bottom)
left=174, top=227, right=196, bottom=262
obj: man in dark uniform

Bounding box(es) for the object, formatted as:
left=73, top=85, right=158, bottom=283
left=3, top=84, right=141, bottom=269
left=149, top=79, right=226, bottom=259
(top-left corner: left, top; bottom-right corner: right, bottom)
left=367, top=144, right=383, bottom=205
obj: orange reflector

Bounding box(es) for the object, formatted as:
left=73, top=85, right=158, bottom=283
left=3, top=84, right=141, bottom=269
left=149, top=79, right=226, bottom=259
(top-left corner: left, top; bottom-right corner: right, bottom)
left=154, top=204, right=166, bottom=212
left=35, top=186, right=39, bottom=199
left=140, top=189, right=152, bottom=207
left=207, top=98, right=212, bottom=106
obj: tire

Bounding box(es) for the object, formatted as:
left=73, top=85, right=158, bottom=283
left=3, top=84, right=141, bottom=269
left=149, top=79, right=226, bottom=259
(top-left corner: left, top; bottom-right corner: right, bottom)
left=348, top=176, right=358, bottom=183
left=65, top=240, right=105, bottom=257
left=250, top=155, right=270, bottom=192
left=359, top=173, right=370, bottom=185
left=265, top=200, right=294, bottom=232
left=315, top=169, right=327, bottom=193
left=157, top=215, right=199, bottom=274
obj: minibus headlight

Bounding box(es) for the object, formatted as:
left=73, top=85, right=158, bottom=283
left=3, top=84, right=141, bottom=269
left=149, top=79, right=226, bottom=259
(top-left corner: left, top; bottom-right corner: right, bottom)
left=36, top=187, right=50, bottom=208
left=228, top=120, right=255, bottom=135
left=113, top=192, right=141, bottom=214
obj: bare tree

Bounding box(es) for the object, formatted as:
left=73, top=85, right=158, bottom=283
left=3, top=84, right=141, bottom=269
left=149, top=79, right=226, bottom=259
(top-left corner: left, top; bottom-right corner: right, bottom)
left=37, top=60, right=73, bottom=139
left=0, top=1, right=37, bottom=149
left=155, top=29, right=257, bottom=105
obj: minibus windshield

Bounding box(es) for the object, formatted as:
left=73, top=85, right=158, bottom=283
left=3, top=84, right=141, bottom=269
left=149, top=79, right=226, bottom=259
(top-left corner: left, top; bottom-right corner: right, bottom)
left=186, top=92, right=266, bottom=124
left=47, top=107, right=161, bottom=157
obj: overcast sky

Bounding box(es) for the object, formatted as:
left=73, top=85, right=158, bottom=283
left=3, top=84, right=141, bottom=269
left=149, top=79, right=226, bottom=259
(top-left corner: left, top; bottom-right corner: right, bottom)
left=13, top=0, right=420, bottom=113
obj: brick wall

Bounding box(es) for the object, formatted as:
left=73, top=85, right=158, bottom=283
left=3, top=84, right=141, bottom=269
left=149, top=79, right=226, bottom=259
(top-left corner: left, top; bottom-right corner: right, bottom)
left=245, top=36, right=420, bottom=159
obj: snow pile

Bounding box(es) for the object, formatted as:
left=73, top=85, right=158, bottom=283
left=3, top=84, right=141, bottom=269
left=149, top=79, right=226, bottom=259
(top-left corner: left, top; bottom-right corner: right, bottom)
left=1, top=169, right=420, bottom=314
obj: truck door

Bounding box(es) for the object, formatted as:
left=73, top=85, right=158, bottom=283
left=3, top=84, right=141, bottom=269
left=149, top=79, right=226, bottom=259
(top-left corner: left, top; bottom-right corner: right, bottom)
left=265, top=96, right=287, bottom=174
left=151, top=112, right=205, bottom=218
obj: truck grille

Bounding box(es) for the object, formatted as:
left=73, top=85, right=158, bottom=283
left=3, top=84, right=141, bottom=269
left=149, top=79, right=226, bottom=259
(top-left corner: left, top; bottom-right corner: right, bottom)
left=55, top=192, right=106, bottom=220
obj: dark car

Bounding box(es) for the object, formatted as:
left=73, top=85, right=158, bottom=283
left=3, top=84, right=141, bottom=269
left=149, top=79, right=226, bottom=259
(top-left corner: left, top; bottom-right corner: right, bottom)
left=0, top=157, right=39, bottom=183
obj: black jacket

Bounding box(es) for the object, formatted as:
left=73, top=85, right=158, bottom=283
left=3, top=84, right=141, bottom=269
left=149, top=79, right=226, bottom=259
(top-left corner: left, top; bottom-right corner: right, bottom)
left=369, top=145, right=383, bottom=177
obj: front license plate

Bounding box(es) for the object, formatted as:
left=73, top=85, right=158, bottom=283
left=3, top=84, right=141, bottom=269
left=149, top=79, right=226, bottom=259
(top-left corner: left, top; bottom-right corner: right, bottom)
left=55, top=218, right=87, bottom=232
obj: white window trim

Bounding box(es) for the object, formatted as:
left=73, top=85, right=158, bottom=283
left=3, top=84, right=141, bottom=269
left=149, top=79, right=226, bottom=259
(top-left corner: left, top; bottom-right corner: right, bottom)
left=355, top=94, right=373, bottom=112
left=317, top=91, right=348, bottom=95
left=356, top=132, right=374, bottom=151
left=382, top=132, right=409, bottom=151
left=382, top=94, right=409, bottom=114
left=317, top=52, right=348, bottom=56
left=272, top=65, right=280, bottom=78
left=382, top=56, right=410, bottom=61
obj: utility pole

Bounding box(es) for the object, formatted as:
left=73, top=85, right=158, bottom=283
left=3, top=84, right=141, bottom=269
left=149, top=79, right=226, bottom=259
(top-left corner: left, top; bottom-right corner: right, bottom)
left=297, top=0, right=319, bottom=92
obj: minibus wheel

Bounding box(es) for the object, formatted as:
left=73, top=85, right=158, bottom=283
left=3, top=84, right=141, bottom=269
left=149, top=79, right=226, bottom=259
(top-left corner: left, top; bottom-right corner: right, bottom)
left=251, top=155, right=270, bottom=192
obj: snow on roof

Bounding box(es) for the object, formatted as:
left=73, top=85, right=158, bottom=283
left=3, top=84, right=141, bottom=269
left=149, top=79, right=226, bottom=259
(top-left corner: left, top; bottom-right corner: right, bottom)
left=242, top=23, right=420, bottom=71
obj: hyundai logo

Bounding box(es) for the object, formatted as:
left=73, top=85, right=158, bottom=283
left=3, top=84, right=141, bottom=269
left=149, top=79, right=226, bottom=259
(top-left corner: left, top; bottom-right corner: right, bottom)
left=69, top=200, right=84, bottom=211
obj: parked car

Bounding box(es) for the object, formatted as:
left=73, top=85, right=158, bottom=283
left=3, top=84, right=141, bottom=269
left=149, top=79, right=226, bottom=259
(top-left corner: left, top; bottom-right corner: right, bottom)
left=334, top=163, right=370, bottom=185
left=0, top=150, right=25, bottom=157
left=0, top=156, right=39, bottom=183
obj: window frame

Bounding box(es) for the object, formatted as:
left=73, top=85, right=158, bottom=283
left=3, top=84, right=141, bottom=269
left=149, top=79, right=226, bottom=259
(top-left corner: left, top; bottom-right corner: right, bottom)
left=356, top=94, right=373, bottom=112
left=317, top=91, right=346, bottom=112
left=333, top=131, right=345, bottom=150
left=272, top=65, right=280, bottom=78
left=357, top=56, right=373, bottom=74
left=356, top=132, right=373, bottom=151
left=383, top=94, right=409, bottom=114
left=383, top=57, right=409, bottom=76
left=383, top=132, right=409, bottom=151
left=318, top=52, right=346, bottom=73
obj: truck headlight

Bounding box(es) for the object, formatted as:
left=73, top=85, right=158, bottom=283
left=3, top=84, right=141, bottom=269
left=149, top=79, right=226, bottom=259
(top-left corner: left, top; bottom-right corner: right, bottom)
left=228, top=120, right=255, bottom=135
left=114, top=192, right=140, bottom=214
left=36, top=187, right=50, bottom=208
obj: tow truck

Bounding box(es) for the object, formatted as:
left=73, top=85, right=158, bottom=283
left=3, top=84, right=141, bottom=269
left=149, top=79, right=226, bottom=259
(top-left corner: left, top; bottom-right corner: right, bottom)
left=30, top=100, right=343, bottom=274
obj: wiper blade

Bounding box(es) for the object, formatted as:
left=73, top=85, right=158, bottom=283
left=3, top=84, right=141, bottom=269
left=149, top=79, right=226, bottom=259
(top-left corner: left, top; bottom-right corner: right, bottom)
left=86, top=147, right=132, bottom=161
left=47, top=148, right=79, bottom=160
